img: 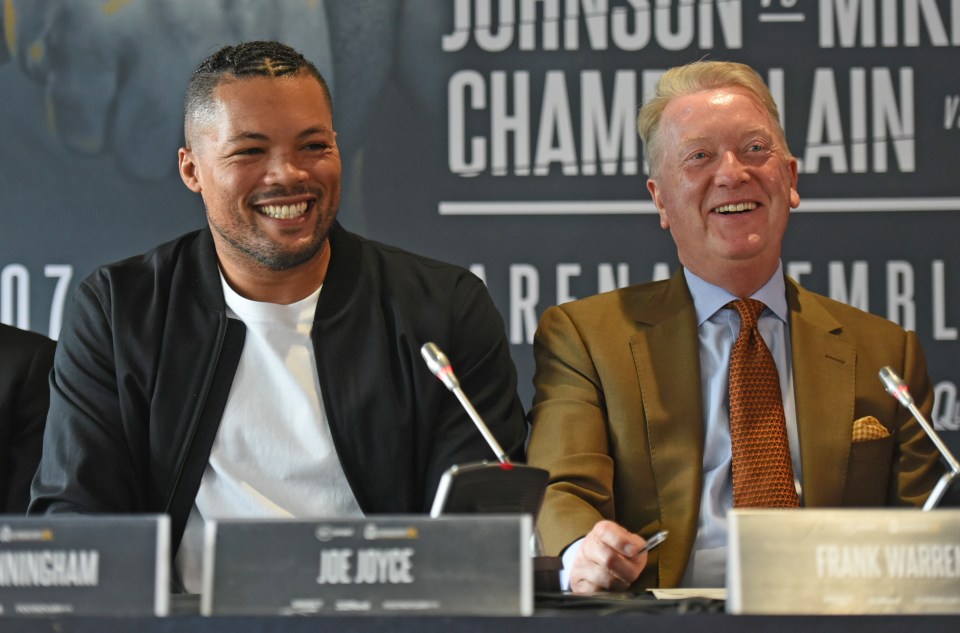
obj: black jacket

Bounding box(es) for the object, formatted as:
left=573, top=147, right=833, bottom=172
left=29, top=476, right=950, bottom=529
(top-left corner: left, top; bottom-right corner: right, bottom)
left=0, top=323, right=55, bottom=513
left=30, top=223, right=527, bottom=551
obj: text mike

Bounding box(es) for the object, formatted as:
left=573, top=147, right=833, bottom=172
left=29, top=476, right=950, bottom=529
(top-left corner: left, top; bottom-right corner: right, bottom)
left=420, top=342, right=511, bottom=464
left=879, top=366, right=960, bottom=510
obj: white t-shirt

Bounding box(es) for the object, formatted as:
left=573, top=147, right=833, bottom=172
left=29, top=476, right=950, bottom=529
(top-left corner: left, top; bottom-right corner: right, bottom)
left=176, top=276, right=363, bottom=592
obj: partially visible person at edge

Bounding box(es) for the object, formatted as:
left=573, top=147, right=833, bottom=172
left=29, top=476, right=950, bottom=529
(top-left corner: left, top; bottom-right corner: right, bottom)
left=527, top=59, right=944, bottom=592
left=29, top=41, right=527, bottom=593
left=0, top=323, right=55, bottom=513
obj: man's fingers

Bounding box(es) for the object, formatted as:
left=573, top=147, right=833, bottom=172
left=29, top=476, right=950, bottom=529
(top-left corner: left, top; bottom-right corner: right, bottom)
left=591, top=520, right=646, bottom=559
left=570, top=553, right=635, bottom=593
left=568, top=522, right=649, bottom=592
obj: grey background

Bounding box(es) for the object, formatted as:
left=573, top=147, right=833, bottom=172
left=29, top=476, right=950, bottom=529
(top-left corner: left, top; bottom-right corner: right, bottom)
left=1, top=1, right=957, bottom=454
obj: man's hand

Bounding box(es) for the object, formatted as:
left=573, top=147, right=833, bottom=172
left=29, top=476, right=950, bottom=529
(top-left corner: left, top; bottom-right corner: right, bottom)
left=569, top=520, right=649, bottom=593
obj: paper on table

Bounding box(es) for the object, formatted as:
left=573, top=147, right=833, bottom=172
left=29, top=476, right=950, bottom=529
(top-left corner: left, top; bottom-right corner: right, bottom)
left=650, top=588, right=727, bottom=601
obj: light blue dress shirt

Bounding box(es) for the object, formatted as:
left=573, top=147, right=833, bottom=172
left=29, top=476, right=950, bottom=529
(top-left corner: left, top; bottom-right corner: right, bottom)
left=559, top=263, right=802, bottom=590
left=680, top=262, right=801, bottom=587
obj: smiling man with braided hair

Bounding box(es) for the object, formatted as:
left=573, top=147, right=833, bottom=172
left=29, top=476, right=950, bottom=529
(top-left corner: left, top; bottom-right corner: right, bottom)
left=30, top=41, right=526, bottom=593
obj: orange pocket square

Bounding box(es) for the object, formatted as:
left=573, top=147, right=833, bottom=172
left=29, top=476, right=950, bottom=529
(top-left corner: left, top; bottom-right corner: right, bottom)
left=852, top=416, right=890, bottom=442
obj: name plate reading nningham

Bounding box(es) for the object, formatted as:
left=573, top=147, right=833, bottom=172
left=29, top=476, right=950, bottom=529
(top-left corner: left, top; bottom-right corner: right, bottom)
left=0, top=515, right=170, bottom=617
left=727, top=509, right=960, bottom=614
left=201, top=515, right=533, bottom=616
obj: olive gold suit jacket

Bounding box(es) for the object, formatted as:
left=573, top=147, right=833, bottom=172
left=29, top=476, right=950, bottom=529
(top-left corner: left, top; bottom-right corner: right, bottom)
left=527, top=270, right=943, bottom=588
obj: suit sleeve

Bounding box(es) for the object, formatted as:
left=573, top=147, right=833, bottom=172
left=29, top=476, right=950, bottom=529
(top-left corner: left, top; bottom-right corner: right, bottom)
left=0, top=332, right=55, bottom=513
left=890, top=330, right=945, bottom=506
left=526, top=304, right=615, bottom=557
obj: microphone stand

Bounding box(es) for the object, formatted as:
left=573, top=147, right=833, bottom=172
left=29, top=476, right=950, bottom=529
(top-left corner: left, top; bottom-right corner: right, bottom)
left=421, top=342, right=560, bottom=592
left=880, top=367, right=960, bottom=510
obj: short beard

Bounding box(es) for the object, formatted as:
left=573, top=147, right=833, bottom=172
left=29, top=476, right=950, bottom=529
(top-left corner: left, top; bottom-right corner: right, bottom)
left=221, top=230, right=328, bottom=271
left=209, top=189, right=339, bottom=272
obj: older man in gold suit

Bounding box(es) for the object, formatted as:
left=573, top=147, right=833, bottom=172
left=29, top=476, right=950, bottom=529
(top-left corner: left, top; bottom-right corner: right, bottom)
left=527, top=60, right=943, bottom=592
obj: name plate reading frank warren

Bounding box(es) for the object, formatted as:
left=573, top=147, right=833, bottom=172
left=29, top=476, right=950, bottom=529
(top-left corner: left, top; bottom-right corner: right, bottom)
left=201, top=515, right=533, bottom=616
left=727, top=509, right=960, bottom=614
left=0, top=515, right=170, bottom=617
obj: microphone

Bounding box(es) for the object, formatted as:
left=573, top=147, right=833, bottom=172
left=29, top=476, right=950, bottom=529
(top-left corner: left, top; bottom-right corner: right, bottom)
left=420, top=342, right=511, bottom=464
left=421, top=342, right=556, bottom=590
left=879, top=366, right=960, bottom=510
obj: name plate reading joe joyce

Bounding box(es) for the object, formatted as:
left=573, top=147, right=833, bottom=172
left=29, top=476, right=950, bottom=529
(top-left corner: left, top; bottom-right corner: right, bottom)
left=201, top=515, right=533, bottom=616
left=0, top=515, right=170, bottom=617
left=727, top=509, right=960, bottom=614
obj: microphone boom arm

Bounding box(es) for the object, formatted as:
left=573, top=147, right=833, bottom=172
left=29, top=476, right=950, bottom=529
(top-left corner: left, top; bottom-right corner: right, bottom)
left=451, top=387, right=511, bottom=465
left=879, top=366, right=960, bottom=510
left=421, top=342, right=511, bottom=464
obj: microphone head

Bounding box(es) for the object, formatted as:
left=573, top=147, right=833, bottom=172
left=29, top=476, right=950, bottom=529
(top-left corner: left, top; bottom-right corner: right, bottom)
left=420, top=342, right=460, bottom=391
left=879, top=366, right=914, bottom=407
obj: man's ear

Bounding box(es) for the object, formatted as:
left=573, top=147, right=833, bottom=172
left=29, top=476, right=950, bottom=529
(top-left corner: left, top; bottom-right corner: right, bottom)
left=647, top=179, right=669, bottom=229
left=788, top=156, right=800, bottom=209
left=179, top=147, right=202, bottom=193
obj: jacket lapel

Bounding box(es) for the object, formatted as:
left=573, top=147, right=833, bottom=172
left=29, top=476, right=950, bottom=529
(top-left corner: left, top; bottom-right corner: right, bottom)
left=787, top=279, right=856, bottom=506
left=628, top=271, right=703, bottom=586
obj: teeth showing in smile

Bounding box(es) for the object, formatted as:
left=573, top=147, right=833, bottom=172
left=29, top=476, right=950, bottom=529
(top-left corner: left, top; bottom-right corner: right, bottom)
left=258, top=201, right=308, bottom=219
left=714, top=202, right=757, bottom=214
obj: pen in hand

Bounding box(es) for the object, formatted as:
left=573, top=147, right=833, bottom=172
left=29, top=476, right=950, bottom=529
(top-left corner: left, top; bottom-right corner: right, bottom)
left=639, top=530, right=669, bottom=554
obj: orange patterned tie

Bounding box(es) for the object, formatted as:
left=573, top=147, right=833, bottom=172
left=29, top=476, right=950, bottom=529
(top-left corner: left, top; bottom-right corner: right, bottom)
left=727, top=298, right=800, bottom=508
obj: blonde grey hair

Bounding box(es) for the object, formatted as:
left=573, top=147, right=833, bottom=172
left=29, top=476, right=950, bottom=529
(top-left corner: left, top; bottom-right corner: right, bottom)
left=637, top=60, right=787, bottom=176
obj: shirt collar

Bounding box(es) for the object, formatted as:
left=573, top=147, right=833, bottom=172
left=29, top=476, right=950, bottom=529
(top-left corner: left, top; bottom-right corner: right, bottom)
left=684, top=261, right=788, bottom=326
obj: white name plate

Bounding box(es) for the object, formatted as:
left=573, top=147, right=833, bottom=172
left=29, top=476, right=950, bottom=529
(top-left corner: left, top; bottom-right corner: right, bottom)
left=727, top=509, right=960, bottom=614
left=201, top=515, right=532, bottom=616
left=0, top=515, right=170, bottom=617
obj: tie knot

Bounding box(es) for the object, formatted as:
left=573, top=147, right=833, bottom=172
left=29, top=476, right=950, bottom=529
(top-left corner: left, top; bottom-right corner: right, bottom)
left=728, top=298, right=766, bottom=330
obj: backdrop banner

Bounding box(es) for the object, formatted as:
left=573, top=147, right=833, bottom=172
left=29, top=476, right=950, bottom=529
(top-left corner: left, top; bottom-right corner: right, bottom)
left=1, top=1, right=957, bottom=450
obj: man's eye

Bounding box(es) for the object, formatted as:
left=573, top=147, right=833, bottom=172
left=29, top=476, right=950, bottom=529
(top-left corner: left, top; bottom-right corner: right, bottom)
left=691, top=151, right=708, bottom=160
left=303, top=143, right=330, bottom=151
left=235, top=147, right=264, bottom=156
